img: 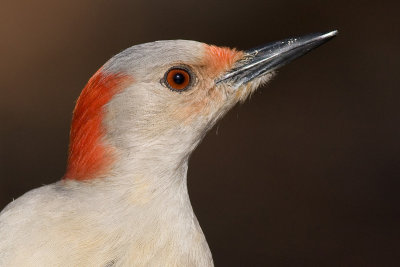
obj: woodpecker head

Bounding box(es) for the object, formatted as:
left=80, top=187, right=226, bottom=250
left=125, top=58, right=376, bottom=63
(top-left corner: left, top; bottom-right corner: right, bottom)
left=65, top=31, right=337, bottom=181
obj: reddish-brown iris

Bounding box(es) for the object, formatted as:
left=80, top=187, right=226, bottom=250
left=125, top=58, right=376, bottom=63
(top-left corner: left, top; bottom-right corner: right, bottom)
left=165, top=68, right=191, bottom=91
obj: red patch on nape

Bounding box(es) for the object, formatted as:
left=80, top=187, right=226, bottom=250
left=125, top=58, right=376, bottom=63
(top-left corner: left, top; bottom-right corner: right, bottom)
left=64, top=69, right=132, bottom=181
left=204, top=44, right=243, bottom=74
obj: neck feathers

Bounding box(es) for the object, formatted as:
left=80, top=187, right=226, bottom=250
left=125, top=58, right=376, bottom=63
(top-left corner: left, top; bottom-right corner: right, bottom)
left=64, top=69, right=131, bottom=180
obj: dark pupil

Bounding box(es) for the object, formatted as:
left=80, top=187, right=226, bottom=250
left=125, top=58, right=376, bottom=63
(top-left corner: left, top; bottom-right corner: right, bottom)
left=173, top=72, right=185, bottom=84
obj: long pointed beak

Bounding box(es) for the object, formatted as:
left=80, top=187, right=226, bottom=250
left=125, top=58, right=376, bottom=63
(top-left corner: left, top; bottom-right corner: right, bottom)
left=216, top=30, right=338, bottom=88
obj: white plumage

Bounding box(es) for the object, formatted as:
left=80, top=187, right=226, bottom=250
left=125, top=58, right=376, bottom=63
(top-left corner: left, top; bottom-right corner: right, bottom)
left=0, top=32, right=336, bottom=266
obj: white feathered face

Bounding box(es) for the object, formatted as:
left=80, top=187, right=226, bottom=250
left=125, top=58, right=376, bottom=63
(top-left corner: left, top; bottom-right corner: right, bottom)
left=66, top=33, right=335, bottom=180
left=101, top=41, right=272, bottom=155
left=66, top=40, right=272, bottom=180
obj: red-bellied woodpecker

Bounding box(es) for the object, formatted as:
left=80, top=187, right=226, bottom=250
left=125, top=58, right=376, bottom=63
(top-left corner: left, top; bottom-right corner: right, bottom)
left=0, top=31, right=336, bottom=266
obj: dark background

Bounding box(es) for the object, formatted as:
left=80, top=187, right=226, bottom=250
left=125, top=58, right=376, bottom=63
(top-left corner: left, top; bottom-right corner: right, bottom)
left=1, top=0, right=399, bottom=266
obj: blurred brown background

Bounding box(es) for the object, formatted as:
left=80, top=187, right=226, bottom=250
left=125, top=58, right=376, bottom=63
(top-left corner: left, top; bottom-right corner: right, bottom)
left=1, top=0, right=399, bottom=266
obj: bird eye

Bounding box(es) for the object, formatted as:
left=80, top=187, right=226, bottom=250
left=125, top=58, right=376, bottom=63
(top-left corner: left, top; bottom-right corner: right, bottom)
left=164, top=67, right=192, bottom=91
